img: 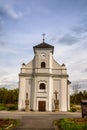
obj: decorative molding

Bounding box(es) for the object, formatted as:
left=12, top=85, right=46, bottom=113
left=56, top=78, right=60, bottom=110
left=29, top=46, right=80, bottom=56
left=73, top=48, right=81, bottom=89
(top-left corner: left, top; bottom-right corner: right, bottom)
left=19, top=73, right=68, bottom=78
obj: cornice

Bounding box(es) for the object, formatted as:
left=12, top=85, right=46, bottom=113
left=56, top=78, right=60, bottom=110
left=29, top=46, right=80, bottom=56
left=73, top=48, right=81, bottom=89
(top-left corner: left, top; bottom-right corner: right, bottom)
left=19, top=73, right=68, bottom=78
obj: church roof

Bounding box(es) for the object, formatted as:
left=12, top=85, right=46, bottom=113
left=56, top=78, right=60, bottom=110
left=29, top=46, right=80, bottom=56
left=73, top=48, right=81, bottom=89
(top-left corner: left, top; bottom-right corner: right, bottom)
left=33, top=42, right=54, bottom=53
left=33, top=42, right=54, bottom=48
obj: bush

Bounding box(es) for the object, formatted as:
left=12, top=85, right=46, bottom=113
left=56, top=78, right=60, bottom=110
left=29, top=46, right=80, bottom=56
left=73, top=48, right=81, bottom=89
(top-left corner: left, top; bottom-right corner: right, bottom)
left=0, top=119, right=19, bottom=129
left=7, top=104, right=18, bottom=111
left=0, top=106, right=8, bottom=110
left=54, top=118, right=87, bottom=130
left=69, top=107, right=77, bottom=112
left=0, top=104, right=18, bottom=111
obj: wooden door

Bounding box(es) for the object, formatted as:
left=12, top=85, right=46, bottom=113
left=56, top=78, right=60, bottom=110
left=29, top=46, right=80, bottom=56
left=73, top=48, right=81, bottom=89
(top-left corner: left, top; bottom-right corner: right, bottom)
left=38, top=101, right=46, bottom=111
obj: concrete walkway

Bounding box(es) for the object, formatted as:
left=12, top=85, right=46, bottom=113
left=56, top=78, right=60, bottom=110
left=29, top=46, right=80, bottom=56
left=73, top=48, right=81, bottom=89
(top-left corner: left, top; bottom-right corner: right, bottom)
left=0, top=111, right=82, bottom=130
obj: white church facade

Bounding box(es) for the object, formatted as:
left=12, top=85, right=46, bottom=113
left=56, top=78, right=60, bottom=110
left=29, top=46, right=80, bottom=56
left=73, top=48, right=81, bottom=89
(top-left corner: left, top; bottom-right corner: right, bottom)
left=18, top=38, right=70, bottom=112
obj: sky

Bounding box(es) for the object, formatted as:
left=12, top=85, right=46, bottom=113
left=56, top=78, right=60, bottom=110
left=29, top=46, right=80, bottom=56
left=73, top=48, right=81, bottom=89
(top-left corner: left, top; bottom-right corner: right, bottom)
left=0, top=0, right=87, bottom=91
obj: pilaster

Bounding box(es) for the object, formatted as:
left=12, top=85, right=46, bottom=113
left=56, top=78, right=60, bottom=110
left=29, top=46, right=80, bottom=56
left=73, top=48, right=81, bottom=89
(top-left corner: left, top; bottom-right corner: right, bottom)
left=18, top=77, right=26, bottom=110
left=60, top=78, right=68, bottom=111
left=48, top=76, right=53, bottom=111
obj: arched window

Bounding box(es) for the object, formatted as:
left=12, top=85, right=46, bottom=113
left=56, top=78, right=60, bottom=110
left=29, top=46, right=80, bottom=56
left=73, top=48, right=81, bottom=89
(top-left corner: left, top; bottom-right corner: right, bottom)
left=41, top=62, right=46, bottom=68
left=39, top=83, right=46, bottom=89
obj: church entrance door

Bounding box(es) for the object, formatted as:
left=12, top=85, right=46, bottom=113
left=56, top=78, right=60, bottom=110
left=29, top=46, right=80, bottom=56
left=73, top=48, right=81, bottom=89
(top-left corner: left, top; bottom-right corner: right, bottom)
left=38, top=101, right=46, bottom=111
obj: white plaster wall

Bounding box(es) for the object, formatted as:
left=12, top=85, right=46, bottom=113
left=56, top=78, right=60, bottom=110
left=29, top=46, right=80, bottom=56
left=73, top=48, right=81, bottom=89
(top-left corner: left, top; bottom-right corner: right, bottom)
left=30, top=78, right=34, bottom=110
left=49, top=52, right=52, bottom=73
left=48, top=76, right=53, bottom=111
left=60, top=78, right=68, bottom=111
left=25, top=79, right=32, bottom=110
left=53, top=79, right=61, bottom=110
left=18, top=77, right=26, bottom=110
left=53, top=79, right=60, bottom=94
left=33, top=76, right=37, bottom=111
left=68, top=84, right=70, bottom=110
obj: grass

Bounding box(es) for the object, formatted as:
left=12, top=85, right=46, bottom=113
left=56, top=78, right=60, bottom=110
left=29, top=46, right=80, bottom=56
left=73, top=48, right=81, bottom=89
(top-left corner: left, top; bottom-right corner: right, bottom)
left=0, top=104, right=18, bottom=111
left=0, top=106, right=8, bottom=111
left=0, top=119, right=19, bottom=130
left=53, top=118, right=87, bottom=130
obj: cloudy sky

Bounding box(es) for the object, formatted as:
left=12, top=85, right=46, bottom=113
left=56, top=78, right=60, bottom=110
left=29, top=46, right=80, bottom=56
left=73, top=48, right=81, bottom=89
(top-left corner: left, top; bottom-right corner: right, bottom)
left=0, top=0, right=87, bottom=91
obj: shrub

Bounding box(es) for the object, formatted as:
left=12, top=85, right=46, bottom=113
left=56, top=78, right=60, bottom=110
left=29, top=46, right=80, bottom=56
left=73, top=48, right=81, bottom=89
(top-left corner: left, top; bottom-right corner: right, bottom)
left=0, top=119, right=19, bottom=129
left=7, top=104, right=18, bottom=111
left=0, top=106, right=8, bottom=110
left=55, top=118, right=87, bottom=130
left=69, top=107, right=77, bottom=112
left=0, top=104, right=18, bottom=111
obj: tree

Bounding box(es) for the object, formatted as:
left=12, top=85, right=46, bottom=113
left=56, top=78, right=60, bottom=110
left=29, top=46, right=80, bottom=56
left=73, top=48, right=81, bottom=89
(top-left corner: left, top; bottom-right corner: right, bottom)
left=70, top=91, right=87, bottom=105
left=0, top=88, right=8, bottom=104
left=0, top=88, right=18, bottom=104
left=71, top=83, right=81, bottom=94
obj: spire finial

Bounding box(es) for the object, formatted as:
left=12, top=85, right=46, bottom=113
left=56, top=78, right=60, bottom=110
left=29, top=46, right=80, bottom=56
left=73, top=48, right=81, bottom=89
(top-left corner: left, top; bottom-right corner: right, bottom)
left=42, top=33, right=45, bottom=43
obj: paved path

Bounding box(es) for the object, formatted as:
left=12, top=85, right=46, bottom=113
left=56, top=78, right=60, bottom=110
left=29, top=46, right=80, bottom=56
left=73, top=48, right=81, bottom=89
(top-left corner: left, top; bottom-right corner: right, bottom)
left=0, top=111, right=82, bottom=130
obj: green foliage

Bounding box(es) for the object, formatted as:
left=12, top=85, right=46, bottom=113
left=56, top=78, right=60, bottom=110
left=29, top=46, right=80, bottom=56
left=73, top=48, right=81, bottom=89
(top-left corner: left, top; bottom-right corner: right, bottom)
left=69, top=107, right=77, bottom=112
left=0, top=119, right=19, bottom=130
left=0, top=88, right=8, bottom=104
left=56, top=118, right=87, bottom=130
left=70, top=90, right=87, bottom=105
left=0, top=88, right=18, bottom=104
left=7, top=104, right=18, bottom=111
left=0, top=104, right=18, bottom=111
left=0, top=105, right=8, bottom=110
left=0, top=88, right=18, bottom=111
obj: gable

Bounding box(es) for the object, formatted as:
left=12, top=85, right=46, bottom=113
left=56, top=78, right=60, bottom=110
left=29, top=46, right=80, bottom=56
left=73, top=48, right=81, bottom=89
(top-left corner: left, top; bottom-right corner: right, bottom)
left=52, top=59, right=62, bottom=69
left=26, top=59, right=34, bottom=68
left=33, top=42, right=54, bottom=54
left=33, top=42, right=54, bottom=49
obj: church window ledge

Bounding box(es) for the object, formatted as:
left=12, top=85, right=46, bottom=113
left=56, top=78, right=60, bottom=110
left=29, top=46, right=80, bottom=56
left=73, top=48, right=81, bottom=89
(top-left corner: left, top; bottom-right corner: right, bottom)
left=38, top=91, right=47, bottom=93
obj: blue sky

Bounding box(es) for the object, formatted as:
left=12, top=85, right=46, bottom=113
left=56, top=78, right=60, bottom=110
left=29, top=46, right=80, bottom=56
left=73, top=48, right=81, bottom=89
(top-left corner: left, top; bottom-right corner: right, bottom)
left=0, top=0, right=87, bottom=91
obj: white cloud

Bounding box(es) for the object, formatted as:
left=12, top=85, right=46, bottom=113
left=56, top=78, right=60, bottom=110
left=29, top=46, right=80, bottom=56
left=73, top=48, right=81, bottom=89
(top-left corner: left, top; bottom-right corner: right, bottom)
left=0, top=2, right=23, bottom=20
left=0, top=68, right=18, bottom=89
left=4, top=5, right=23, bottom=19
left=5, top=6, right=22, bottom=19
left=53, top=36, right=87, bottom=82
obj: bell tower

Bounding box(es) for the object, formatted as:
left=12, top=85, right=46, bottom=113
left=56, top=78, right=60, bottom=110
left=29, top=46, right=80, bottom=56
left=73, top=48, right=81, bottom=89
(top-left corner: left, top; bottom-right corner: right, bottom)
left=33, top=35, right=54, bottom=72
left=33, top=36, right=54, bottom=111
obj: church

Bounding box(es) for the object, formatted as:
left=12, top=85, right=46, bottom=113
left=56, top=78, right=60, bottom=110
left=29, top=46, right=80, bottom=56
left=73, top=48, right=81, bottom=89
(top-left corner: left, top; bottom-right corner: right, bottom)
left=18, top=36, right=70, bottom=112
